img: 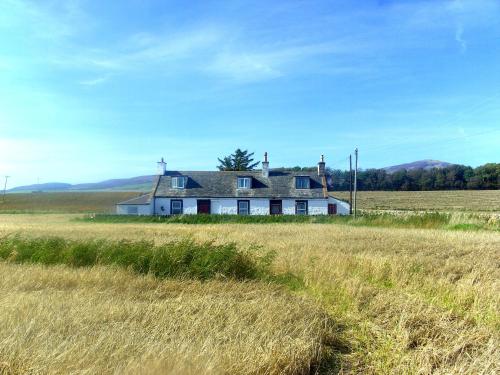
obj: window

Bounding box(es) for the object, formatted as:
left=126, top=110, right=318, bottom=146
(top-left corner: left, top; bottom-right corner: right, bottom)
left=238, top=200, right=250, bottom=215
left=170, top=200, right=183, bottom=215
left=172, top=176, right=187, bottom=189
left=295, top=200, right=308, bottom=215
left=127, top=206, right=138, bottom=215
left=295, top=176, right=310, bottom=189
left=237, top=177, right=251, bottom=189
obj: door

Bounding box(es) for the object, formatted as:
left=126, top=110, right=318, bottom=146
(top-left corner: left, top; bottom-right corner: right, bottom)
left=197, top=200, right=211, bottom=214
left=270, top=200, right=282, bottom=215
left=328, top=203, right=337, bottom=215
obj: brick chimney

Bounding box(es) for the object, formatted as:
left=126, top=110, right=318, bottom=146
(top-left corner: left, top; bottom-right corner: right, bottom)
left=157, top=157, right=166, bottom=175
left=318, top=155, right=326, bottom=176
left=262, top=152, right=269, bottom=178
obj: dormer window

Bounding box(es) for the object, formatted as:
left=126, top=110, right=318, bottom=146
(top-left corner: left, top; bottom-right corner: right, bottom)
left=237, top=177, right=252, bottom=189
left=295, top=176, right=310, bottom=189
left=172, top=176, right=187, bottom=189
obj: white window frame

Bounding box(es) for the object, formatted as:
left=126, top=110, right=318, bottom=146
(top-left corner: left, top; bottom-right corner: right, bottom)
left=237, top=177, right=251, bottom=189
left=295, top=200, right=308, bottom=215
left=295, top=176, right=310, bottom=189
left=170, top=200, right=183, bottom=215
left=172, top=176, right=187, bottom=189
left=237, top=200, right=250, bottom=215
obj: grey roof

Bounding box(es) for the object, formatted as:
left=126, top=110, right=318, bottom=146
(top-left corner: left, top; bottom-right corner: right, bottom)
left=153, top=170, right=328, bottom=199
left=117, top=194, right=152, bottom=205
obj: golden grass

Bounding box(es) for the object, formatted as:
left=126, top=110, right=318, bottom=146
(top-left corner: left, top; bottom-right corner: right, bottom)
left=0, top=214, right=499, bottom=374
left=333, top=190, right=500, bottom=212
left=0, top=262, right=326, bottom=374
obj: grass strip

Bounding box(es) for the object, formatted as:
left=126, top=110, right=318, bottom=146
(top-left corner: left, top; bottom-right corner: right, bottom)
left=0, top=235, right=276, bottom=281
left=77, top=212, right=499, bottom=231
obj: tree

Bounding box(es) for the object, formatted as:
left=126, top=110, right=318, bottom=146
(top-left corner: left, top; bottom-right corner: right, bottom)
left=217, top=149, right=260, bottom=171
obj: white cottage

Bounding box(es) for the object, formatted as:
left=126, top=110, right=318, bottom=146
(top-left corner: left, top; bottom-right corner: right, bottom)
left=116, top=154, right=350, bottom=216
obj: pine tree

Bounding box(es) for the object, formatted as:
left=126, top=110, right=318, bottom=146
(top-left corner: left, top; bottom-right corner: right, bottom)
left=217, top=149, right=260, bottom=171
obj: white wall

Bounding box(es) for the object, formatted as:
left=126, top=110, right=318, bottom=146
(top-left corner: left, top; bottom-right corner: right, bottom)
left=328, top=197, right=350, bottom=215
left=149, top=197, right=336, bottom=215
left=308, top=199, right=329, bottom=215
left=154, top=198, right=197, bottom=215
left=116, top=204, right=152, bottom=215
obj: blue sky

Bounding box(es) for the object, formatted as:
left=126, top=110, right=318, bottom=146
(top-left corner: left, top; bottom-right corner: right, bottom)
left=1, top=0, right=499, bottom=186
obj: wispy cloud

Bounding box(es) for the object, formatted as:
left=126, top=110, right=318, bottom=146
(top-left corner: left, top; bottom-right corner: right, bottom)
left=79, top=76, right=109, bottom=86
left=455, top=24, right=467, bottom=53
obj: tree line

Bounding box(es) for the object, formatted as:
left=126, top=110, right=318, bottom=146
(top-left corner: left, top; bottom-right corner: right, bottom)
left=290, top=163, right=499, bottom=191
left=217, top=149, right=498, bottom=190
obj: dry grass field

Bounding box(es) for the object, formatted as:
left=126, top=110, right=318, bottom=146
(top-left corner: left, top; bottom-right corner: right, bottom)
left=0, top=214, right=498, bottom=374
left=0, top=192, right=140, bottom=213
left=333, top=190, right=500, bottom=212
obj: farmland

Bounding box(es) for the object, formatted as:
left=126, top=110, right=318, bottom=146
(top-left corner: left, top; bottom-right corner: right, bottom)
left=333, top=190, right=500, bottom=212
left=1, top=190, right=499, bottom=214
left=0, top=211, right=499, bottom=374
left=0, top=192, right=140, bottom=213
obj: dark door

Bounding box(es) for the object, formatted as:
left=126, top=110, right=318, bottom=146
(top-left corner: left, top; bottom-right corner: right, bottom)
left=197, top=200, right=211, bottom=214
left=270, top=200, right=282, bottom=215
left=328, top=203, right=337, bottom=215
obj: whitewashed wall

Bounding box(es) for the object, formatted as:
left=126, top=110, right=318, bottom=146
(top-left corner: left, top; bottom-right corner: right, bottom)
left=116, top=204, right=152, bottom=215
left=308, top=199, right=329, bottom=215
left=153, top=198, right=197, bottom=215
left=328, top=197, right=350, bottom=215
left=148, top=197, right=336, bottom=215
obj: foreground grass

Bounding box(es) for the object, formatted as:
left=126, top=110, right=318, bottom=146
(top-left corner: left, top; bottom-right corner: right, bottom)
left=0, top=214, right=499, bottom=373
left=0, top=236, right=273, bottom=281
left=0, top=262, right=326, bottom=374
left=81, top=211, right=500, bottom=231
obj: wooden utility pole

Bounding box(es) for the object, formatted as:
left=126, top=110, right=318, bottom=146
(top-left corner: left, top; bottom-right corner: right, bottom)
left=354, top=148, right=358, bottom=218
left=349, top=154, right=353, bottom=215
left=2, top=176, right=9, bottom=203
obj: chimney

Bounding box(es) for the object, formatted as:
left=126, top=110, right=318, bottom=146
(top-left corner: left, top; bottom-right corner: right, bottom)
left=157, top=157, right=166, bottom=175
left=318, top=155, right=326, bottom=176
left=262, top=152, right=269, bottom=178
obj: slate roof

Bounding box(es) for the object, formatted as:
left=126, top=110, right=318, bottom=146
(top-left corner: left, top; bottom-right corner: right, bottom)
left=152, top=170, right=329, bottom=199
left=116, top=194, right=152, bottom=205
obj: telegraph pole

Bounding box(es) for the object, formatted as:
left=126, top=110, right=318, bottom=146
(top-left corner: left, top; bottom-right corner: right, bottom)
left=2, top=176, right=10, bottom=203
left=349, top=154, right=353, bottom=215
left=353, top=148, right=358, bottom=218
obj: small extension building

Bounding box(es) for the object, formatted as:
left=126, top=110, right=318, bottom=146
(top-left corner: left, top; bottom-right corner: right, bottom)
left=117, top=154, right=350, bottom=216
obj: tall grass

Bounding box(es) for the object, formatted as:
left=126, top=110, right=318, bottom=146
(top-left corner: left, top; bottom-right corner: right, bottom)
left=0, top=235, right=274, bottom=281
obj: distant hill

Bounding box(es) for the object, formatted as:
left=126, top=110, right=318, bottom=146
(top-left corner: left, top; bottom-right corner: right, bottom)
left=383, top=160, right=454, bottom=174
left=8, top=182, right=73, bottom=193
left=8, top=175, right=154, bottom=193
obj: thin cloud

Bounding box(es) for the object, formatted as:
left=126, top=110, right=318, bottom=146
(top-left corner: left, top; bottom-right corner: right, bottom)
left=79, top=76, right=109, bottom=86
left=455, top=24, right=467, bottom=53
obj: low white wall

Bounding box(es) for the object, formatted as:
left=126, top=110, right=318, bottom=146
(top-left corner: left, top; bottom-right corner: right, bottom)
left=116, top=204, right=152, bottom=215
left=328, top=197, right=350, bottom=215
